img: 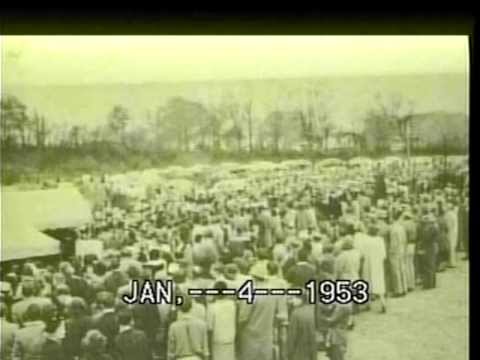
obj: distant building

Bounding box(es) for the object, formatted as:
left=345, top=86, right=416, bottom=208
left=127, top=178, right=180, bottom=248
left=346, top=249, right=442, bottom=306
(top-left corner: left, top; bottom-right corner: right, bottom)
left=363, top=111, right=468, bottom=153
left=390, top=136, right=405, bottom=152
left=326, top=131, right=363, bottom=152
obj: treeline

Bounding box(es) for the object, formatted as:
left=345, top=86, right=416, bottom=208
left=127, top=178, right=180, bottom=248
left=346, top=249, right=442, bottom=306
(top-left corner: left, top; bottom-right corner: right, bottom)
left=1, top=93, right=343, bottom=154
left=0, top=92, right=467, bottom=185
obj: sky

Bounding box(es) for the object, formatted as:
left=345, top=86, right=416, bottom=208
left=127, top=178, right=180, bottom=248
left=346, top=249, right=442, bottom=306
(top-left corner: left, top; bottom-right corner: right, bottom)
left=2, top=36, right=469, bottom=86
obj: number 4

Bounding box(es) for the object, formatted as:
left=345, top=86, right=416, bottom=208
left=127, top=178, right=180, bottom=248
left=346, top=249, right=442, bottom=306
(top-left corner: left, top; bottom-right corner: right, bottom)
left=237, top=280, right=255, bottom=304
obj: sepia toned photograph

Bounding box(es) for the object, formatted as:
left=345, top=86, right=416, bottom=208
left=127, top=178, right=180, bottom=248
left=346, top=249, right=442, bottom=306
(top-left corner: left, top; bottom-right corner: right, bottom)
left=0, top=35, right=469, bottom=360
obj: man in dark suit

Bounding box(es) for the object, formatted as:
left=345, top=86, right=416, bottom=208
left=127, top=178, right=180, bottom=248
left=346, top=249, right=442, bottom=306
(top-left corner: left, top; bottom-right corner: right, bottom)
left=64, top=297, right=93, bottom=360
left=458, top=195, right=469, bottom=260
left=102, top=255, right=129, bottom=295
left=417, top=213, right=440, bottom=289
left=131, top=300, right=161, bottom=353
left=60, top=261, right=95, bottom=304
left=114, top=308, right=152, bottom=360
left=92, top=291, right=119, bottom=355
left=285, top=247, right=316, bottom=288
left=317, top=301, right=353, bottom=360
left=287, top=294, right=317, bottom=360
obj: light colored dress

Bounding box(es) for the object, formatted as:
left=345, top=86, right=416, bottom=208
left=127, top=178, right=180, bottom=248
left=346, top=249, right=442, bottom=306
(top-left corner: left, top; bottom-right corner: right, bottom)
left=445, top=208, right=459, bottom=266
left=364, top=235, right=387, bottom=295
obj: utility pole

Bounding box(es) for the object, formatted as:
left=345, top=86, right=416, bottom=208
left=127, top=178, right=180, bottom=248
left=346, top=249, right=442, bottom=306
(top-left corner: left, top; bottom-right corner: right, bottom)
left=246, top=101, right=253, bottom=154
left=443, top=134, right=448, bottom=187
left=406, top=117, right=411, bottom=177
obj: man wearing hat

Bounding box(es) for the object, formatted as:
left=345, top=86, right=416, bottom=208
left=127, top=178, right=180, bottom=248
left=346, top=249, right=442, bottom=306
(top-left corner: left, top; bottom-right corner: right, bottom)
left=237, top=262, right=287, bottom=360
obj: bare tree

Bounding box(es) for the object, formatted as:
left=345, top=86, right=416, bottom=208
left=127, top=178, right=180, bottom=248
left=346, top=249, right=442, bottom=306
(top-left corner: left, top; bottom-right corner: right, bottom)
left=373, top=92, right=415, bottom=146
left=107, top=105, right=130, bottom=144
left=265, top=110, right=285, bottom=154
left=0, top=95, right=30, bottom=148
left=69, top=125, right=82, bottom=148
left=298, top=83, right=334, bottom=154
left=244, top=100, right=254, bottom=153
left=34, top=114, right=49, bottom=149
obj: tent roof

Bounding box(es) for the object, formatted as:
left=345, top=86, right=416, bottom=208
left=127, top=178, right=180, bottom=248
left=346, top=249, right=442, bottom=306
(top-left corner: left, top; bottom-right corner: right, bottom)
left=2, top=226, right=60, bottom=262
left=2, top=188, right=92, bottom=231
left=2, top=188, right=92, bottom=262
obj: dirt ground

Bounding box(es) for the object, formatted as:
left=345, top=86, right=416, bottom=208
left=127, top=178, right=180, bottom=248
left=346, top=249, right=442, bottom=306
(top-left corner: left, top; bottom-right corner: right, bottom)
left=319, top=257, right=469, bottom=360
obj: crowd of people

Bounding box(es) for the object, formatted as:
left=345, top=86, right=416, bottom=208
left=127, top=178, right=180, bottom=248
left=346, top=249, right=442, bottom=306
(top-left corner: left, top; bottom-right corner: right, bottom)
left=0, top=157, right=469, bottom=360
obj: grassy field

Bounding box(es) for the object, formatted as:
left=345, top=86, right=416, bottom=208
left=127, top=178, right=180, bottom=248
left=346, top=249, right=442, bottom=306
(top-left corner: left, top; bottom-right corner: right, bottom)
left=317, top=256, right=469, bottom=360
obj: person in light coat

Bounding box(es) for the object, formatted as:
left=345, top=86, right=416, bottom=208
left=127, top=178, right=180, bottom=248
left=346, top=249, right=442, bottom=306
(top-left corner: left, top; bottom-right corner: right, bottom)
left=445, top=202, right=459, bottom=268
left=387, top=212, right=408, bottom=296
left=206, top=280, right=236, bottom=360
left=237, top=262, right=287, bottom=360
left=364, top=223, right=387, bottom=313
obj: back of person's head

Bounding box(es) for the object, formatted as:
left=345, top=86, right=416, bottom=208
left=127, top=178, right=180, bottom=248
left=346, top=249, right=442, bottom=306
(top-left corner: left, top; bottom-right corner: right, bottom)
left=178, top=295, right=193, bottom=313
left=21, top=280, right=36, bottom=298
left=437, top=205, right=445, bottom=216
left=194, top=234, right=203, bottom=244
left=298, top=248, right=310, bottom=262
left=81, top=329, right=107, bottom=355
left=212, top=280, right=228, bottom=298
left=68, top=297, right=88, bottom=318
left=302, top=241, right=312, bottom=253
left=41, top=302, right=59, bottom=332
left=393, top=210, right=403, bottom=222
left=117, top=307, right=133, bottom=326
left=345, top=223, right=355, bottom=236
left=84, top=254, right=98, bottom=267
left=267, top=261, right=279, bottom=276
left=214, top=277, right=229, bottom=289
left=276, top=235, right=285, bottom=244
left=322, top=244, right=334, bottom=254
left=126, top=264, right=142, bottom=280
left=109, top=255, right=121, bottom=270
left=96, top=291, right=115, bottom=309
left=59, top=261, right=74, bottom=276
left=94, top=260, right=108, bottom=277
left=149, top=248, right=161, bottom=260
left=24, top=303, right=42, bottom=323
left=367, top=224, right=379, bottom=236
left=56, top=283, right=71, bottom=296
left=257, top=248, right=270, bottom=261
left=21, top=262, right=35, bottom=277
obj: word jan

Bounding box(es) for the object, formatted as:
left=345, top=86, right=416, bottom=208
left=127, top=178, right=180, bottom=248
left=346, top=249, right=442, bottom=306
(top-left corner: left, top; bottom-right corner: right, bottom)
left=122, top=279, right=179, bottom=305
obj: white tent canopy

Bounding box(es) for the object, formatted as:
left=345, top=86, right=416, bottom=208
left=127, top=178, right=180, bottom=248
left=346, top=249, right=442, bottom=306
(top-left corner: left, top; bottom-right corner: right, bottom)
left=2, top=226, right=60, bottom=262
left=2, top=188, right=92, bottom=231
left=2, top=188, right=92, bottom=261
